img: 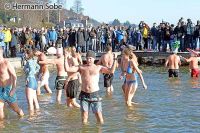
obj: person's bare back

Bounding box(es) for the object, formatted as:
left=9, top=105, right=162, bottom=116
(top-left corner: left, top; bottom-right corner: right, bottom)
left=39, top=53, right=48, bottom=72
left=166, top=54, right=181, bottom=69
left=187, top=57, right=199, bottom=69
left=100, top=53, right=114, bottom=68
left=55, top=56, right=67, bottom=76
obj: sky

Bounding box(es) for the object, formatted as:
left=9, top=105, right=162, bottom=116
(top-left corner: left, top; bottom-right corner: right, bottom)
left=65, top=0, right=200, bottom=25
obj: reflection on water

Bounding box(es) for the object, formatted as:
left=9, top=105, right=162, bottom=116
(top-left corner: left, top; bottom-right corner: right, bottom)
left=1, top=67, right=200, bottom=132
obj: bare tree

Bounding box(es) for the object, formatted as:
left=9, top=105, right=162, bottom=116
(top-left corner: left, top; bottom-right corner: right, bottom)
left=71, top=0, right=84, bottom=15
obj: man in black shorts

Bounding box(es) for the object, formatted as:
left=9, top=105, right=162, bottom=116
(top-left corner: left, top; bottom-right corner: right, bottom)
left=165, top=49, right=181, bottom=78
left=97, top=45, right=118, bottom=94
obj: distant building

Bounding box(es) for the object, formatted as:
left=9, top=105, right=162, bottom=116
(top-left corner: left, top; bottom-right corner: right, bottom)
left=62, top=19, right=84, bottom=30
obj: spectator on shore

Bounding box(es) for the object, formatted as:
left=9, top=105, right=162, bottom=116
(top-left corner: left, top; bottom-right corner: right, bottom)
left=151, top=23, right=158, bottom=51
left=48, top=27, right=57, bottom=47
left=10, top=28, right=18, bottom=57
left=3, top=26, right=11, bottom=58
left=89, top=27, right=97, bottom=52
left=194, top=20, right=200, bottom=50
left=76, top=28, right=85, bottom=52
left=135, top=29, right=143, bottom=50
left=0, top=26, right=5, bottom=57
left=68, top=28, right=76, bottom=47
left=142, top=23, right=149, bottom=50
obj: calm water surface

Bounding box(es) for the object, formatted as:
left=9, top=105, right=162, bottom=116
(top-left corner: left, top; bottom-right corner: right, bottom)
left=1, top=66, right=200, bottom=133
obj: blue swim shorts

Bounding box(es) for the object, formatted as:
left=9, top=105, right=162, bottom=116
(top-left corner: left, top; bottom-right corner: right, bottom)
left=0, top=85, right=17, bottom=103
left=79, top=91, right=102, bottom=113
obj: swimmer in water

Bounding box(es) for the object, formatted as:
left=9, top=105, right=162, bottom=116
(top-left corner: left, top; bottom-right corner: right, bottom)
left=0, top=47, right=24, bottom=120
left=24, top=49, right=40, bottom=116
left=64, top=50, right=118, bottom=124
left=120, top=47, right=147, bottom=107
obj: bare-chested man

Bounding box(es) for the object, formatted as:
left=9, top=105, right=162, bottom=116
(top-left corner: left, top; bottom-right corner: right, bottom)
left=0, top=47, right=24, bottom=120
left=64, top=50, right=117, bottom=124
left=64, top=46, right=82, bottom=108
left=39, top=47, right=67, bottom=104
left=181, top=53, right=200, bottom=77
left=34, top=49, right=52, bottom=95
left=165, top=50, right=181, bottom=78
left=96, top=45, right=117, bottom=94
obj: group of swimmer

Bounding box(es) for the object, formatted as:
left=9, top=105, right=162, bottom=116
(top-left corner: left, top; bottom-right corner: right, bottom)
left=4, top=43, right=200, bottom=125
left=165, top=48, right=200, bottom=78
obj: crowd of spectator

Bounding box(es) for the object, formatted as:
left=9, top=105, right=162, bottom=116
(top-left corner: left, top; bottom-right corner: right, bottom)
left=0, top=17, right=200, bottom=58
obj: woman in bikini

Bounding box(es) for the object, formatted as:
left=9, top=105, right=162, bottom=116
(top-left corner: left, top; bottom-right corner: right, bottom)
left=120, top=47, right=147, bottom=107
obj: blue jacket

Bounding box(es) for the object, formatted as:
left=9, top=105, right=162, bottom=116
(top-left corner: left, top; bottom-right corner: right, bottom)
left=0, top=32, right=5, bottom=47
left=116, top=30, right=124, bottom=41
left=48, top=30, right=57, bottom=41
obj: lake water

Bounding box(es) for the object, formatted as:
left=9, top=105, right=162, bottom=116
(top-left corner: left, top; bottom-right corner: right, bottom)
left=1, top=66, right=200, bottom=133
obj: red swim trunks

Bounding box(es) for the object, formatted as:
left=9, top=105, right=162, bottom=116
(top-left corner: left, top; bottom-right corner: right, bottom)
left=191, top=68, right=200, bottom=77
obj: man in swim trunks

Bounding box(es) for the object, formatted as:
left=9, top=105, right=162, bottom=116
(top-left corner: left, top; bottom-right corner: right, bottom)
left=64, top=47, right=82, bottom=108
left=181, top=53, right=200, bottom=77
left=64, top=50, right=117, bottom=124
left=34, top=49, right=52, bottom=95
left=97, top=45, right=117, bottom=94
left=165, top=50, right=181, bottom=78
left=0, top=47, right=24, bottom=120
left=39, top=47, right=67, bottom=104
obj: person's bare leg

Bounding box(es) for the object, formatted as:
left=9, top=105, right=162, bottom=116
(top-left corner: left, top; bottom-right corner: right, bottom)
left=122, top=83, right=125, bottom=94
left=33, top=90, right=40, bottom=110
left=124, top=84, right=129, bottom=105
left=106, top=87, right=111, bottom=94
left=125, top=84, right=133, bottom=106
left=56, top=90, right=62, bottom=104
left=67, top=97, right=72, bottom=107
left=110, top=85, right=114, bottom=92
left=26, top=88, right=34, bottom=116
left=0, top=102, right=5, bottom=120
left=127, top=84, right=137, bottom=106
left=71, top=98, right=80, bottom=108
left=8, top=102, right=24, bottom=117
left=95, top=112, right=104, bottom=124
left=82, top=111, right=89, bottom=125
left=129, top=85, right=137, bottom=105
left=44, top=84, right=52, bottom=94
left=37, top=81, right=41, bottom=95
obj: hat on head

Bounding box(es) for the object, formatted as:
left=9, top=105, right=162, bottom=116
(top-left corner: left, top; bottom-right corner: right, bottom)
left=172, top=41, right=180, bottom=54
left=86, top=51, right=95, bottom=58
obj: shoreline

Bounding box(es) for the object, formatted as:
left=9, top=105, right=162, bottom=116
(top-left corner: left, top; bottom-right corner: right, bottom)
left=9, top=51, right=192, bottom=70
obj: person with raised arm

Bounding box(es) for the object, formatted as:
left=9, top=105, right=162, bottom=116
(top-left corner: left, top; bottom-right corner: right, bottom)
left=64, top=50, right=117, bottom=124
